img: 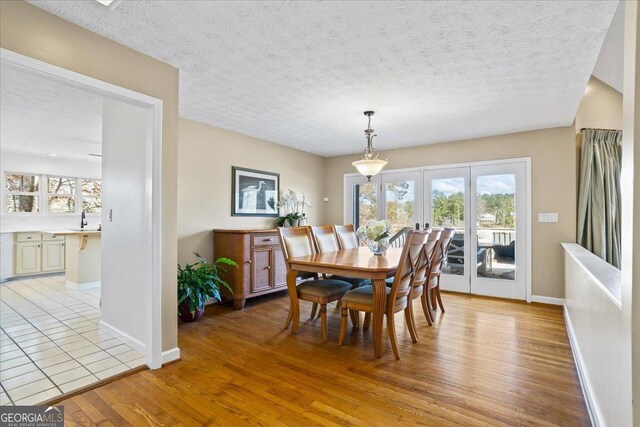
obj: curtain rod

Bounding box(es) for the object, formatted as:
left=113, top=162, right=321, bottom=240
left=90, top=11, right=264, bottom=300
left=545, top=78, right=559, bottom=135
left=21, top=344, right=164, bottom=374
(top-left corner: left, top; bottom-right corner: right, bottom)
left=580, top=127, right=621, bottom=132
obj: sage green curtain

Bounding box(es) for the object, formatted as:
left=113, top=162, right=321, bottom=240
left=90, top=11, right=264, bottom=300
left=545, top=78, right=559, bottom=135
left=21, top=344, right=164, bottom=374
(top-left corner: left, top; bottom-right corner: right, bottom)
left=577, top=128, right=623, bottom=268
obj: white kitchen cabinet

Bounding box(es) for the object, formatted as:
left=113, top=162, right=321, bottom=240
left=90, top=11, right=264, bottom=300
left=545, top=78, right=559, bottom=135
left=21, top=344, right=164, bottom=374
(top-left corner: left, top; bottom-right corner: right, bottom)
left=42, top=240, right=65, bottom=272
left=12, top=232, right=65, bottom=277
left=15, top=241, right=41, bottom=275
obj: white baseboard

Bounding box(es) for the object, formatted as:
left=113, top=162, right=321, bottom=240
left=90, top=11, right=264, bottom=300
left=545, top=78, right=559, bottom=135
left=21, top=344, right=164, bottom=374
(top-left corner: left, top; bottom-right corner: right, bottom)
left=564, top=306, right=603, bottom=427
left=531, top=295, right=565, bottom=306
left=161, top=347, right=180, bottom=364
left=99, top=320, right=146, bottom=355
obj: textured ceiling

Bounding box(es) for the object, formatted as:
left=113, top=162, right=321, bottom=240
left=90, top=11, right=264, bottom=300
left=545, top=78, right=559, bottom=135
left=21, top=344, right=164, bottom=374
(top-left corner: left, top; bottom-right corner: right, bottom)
left=593, top=1, right=623, bottom=93
left=28, top=1, right=618, bottom=157
left=0, top=63, right=102, bottom=161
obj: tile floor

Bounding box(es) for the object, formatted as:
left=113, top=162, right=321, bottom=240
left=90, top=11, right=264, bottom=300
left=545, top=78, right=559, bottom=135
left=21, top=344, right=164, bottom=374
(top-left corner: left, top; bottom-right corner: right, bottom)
left=0, top=274, right=145, bottom=406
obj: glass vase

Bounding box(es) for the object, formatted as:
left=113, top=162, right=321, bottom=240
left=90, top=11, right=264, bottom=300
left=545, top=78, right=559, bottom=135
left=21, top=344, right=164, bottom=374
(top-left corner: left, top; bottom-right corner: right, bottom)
left=367, top=238, right=390, bottom=255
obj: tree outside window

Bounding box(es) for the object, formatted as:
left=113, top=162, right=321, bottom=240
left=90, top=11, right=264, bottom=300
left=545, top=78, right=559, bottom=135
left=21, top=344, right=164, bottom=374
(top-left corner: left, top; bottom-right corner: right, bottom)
left=5, top=174, right=40, bottom=213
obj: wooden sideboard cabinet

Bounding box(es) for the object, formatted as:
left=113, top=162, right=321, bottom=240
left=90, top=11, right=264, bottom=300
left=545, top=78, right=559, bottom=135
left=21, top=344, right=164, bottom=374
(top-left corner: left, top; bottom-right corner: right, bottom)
left=213, top=229, right=288, bottom=309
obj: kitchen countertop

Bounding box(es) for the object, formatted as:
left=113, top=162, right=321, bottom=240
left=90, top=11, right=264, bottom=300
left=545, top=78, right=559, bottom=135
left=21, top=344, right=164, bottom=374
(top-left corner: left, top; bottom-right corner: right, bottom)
left=1, top=229, right=101, bottom=234
left=46, top=230, right=101, bottom=237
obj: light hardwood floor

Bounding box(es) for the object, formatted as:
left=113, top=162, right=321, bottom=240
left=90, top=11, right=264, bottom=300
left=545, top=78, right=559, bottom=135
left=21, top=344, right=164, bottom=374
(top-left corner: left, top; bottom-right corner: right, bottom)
left=57, top=292, right=589, bottom=426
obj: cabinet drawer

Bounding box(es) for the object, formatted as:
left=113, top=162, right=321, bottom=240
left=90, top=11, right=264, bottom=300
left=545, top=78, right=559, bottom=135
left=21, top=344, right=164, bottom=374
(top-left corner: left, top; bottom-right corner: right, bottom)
left=252, top=234, right=279, bottom=247
left=42, top=233, right=64, bottom=241
left=15, top=232, right=41, bottom=242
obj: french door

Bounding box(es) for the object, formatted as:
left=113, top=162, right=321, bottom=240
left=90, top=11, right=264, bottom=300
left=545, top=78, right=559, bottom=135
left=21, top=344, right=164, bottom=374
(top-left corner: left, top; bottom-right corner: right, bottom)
left=423, top=167, right=470, bottom=293
left=346, top=159, right=528, bottom=301
left=345, top=170, right=423, bottom=235
left=423, top=162, right=527, bottom=299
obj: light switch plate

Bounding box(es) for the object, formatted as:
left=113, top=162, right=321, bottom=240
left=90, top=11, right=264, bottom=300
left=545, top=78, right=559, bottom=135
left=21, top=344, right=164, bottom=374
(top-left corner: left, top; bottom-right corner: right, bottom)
left=538, top=213, right=558, bottom=223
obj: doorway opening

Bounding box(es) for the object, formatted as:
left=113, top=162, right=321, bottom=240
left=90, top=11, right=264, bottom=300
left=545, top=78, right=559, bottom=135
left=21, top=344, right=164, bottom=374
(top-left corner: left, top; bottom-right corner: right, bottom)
left=0, top=49, right=164, bottom=405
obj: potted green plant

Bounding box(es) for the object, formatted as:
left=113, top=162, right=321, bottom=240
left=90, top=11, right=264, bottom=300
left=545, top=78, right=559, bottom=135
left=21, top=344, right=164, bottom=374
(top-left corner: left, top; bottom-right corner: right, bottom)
left=177, top=253, right=237, bottom=322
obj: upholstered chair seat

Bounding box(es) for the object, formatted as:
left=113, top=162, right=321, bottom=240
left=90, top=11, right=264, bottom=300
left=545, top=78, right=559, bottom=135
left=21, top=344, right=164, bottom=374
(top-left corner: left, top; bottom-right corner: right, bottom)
left=331, top=275, right=371, bottom=289
left=297, top=280, right=352, bottom=298
left=340, top=284, right=392, bottom=306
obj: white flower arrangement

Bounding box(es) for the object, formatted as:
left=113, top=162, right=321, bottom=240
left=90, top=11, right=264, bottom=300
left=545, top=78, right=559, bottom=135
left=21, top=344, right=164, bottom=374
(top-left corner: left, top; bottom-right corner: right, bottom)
left=357, top=219, right=392, bottom=243
left=276, top=189, right=312, bottom=216
left=275, top=189, right=312, bottom=226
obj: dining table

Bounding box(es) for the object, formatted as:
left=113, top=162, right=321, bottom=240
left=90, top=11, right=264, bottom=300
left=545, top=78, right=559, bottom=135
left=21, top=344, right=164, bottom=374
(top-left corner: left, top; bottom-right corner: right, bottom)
left=286, top=246, right=404, bottom=358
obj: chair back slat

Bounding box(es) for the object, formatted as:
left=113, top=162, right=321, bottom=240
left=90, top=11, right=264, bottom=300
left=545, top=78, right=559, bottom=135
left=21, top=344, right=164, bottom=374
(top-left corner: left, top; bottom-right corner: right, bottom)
left=389, top=230, right=429, bottom=303
left=431, top=227, right=456, bottom=278
left=277, top=227, right=316, bottom=272
left=310, top=225, right=340, bottom=253
left=412, top=229, right=442, bottom=288
left=333, top=224, right=359, bottom=249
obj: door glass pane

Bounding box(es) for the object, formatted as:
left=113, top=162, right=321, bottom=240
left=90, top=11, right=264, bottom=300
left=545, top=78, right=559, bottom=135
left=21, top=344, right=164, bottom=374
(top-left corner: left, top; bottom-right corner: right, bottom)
left=354, top=183, right=378, bottom=229
left=476, top=174, right=516, bottom=280
left=431, top=178, right=465, bottom=275
left=385, top=180, right=415, bottom=234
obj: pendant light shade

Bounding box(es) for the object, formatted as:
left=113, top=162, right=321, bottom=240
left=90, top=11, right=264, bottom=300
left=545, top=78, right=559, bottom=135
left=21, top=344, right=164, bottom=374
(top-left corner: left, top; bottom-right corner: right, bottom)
left=352, top=158, right=388, bottom=179
left=352, top=111, right=388, bottom=181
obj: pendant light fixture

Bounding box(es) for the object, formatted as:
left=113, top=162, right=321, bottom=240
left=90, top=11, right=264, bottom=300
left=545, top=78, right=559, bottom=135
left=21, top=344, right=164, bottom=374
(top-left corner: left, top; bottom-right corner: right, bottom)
left=352, top=111, right=388, bottom=181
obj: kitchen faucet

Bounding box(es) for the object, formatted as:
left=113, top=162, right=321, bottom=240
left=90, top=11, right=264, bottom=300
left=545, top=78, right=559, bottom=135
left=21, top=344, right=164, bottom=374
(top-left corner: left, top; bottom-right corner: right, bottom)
left=80, top=211, right=88, bottom=230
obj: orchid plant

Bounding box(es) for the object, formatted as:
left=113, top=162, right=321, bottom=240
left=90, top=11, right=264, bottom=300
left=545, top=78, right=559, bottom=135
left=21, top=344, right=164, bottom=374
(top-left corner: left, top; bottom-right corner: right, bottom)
left=276, top=189, right=312, bottom=226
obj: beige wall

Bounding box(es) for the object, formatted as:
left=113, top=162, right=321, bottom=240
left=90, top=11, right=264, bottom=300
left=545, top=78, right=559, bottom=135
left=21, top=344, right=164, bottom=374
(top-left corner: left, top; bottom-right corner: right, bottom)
left=575, top=76, right=623, bottom=132
left=177, top=118, right=326, bottom=264
left=325, top=127, right=577, bottom=299
left=0, top=1, right=179, bottom=351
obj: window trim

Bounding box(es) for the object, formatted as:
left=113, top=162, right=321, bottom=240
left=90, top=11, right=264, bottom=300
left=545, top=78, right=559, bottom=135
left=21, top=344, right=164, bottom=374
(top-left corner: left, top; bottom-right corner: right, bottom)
left=3, top=172, right=101, bottom=215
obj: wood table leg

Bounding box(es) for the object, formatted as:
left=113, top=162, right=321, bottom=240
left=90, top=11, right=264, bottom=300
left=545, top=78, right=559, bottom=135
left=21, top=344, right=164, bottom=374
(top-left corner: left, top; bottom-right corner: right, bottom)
left=371, top=278, right=386, bottom=358
left=286, top=270, right=301, bottom=335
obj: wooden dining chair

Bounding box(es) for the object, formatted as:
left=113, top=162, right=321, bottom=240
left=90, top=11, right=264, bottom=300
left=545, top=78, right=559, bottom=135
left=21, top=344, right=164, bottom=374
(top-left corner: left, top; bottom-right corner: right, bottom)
left=426, top=227, right=456, bottom=317
left=412, top=229, right=441, bottom=326
left=312, top=225, right=370, bottom=289
left=309, top=225, right=368, bottom=324
left=367, top=228, right=441, bottom=331
left=278, top=226, right=352, bottom=341
left=333, top=224, right=360, bottom=250
left=338, top=230, right=429, bottom=359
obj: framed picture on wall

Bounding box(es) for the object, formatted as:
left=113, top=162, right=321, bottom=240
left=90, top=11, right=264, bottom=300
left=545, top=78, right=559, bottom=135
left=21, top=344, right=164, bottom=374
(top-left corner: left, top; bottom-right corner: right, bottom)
left=231, top=167, right=280, bottom=217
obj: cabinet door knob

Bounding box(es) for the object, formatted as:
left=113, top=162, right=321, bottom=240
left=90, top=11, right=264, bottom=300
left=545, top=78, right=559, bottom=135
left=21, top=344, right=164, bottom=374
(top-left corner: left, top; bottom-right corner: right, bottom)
left=247, top=260, right=251, bottom=264
left=265, top=265, right=271, bottom=269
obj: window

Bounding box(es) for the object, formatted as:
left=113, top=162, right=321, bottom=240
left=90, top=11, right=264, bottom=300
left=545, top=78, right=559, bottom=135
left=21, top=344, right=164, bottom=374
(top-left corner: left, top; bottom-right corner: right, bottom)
left=3, top=173, right=101, bottom=215
left=47, top=176, right=76, bottom=214
left=5, top=173, right=40, bottom=213
left=81, top=179, right=102, bottom=213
